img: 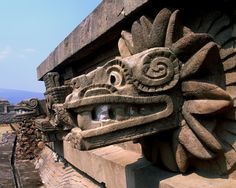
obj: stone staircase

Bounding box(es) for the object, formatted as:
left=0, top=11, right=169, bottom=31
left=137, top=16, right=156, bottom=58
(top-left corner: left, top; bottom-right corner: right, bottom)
left=15, top=160, right=44, bottom=187
left=36, top=146, right=104, bottom=188
left=0, top=143, right=15, bottom=187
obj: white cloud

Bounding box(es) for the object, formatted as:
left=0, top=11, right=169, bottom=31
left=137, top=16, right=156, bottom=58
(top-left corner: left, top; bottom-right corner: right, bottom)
left=15, top=48, right=38, bottom=59
left=17, top=54, right=26, bottom=59
left=0, top=46, right=12, bottom=61
left=23, top=48, right=37, bottom=53
left=0, top=46, right=38, bottom=61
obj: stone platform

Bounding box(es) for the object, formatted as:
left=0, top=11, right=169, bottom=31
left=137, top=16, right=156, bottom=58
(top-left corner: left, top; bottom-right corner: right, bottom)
left=0, top=125, right=44, bottom=188
left=0, top=139, right=15, bottom=187
left=36, top=142, right=236, bottom=188
left=36, top=146, right=104, bottom=188
left=15, top=160, right=44, bottom=188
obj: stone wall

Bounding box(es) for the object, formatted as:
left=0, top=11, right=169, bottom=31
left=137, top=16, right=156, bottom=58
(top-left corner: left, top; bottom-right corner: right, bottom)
left=16, top=119, right=43, bottom=160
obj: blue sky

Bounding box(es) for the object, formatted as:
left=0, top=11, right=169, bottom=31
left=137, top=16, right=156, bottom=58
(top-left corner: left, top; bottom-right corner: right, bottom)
left=0, top=0, right=101, bottom=93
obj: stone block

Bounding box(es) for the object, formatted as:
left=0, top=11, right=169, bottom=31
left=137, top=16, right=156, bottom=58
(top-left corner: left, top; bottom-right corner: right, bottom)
left=63, top=140, right=176, bottom=188
left=160, top=173, right=236, bottom=188
left=37, top=0, right=150, bottom=80
left=125, top=160, right=176, bottom=188
left=64, top=141, right=139, bottom=188
left=63, top=140, right=236, bottom=188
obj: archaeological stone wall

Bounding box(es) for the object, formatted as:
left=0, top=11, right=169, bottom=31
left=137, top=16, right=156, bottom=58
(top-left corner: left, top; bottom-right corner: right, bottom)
left=36, top=0, right=236, bottom=187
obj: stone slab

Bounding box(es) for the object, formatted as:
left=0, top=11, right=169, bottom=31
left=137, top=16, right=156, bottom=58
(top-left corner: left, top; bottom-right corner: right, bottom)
left=63, top=140, right=236, bottom=188
left=160, top=173, right=236, bottom=188
left=116, top=141, right=142, bottom=154
left=64, top=141, right=138, bottom=188
left=0, top=134, right=16, bottom=188
left=37, top=0, right=149, bottom=80
left=63, top=140, right=176, bottom=188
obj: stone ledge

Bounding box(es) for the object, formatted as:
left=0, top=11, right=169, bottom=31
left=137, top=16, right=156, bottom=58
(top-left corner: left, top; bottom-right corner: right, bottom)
left=37, top=0, right=149, bottom=80
left=37, top=0, right=236, bottom=81
left=115, top=141, right=142, bottom=154
left=63, top=140, right=236, bottom=188
left=64, top=141, right=141, bottom=188
left=63, top=140, right=176, bottom=188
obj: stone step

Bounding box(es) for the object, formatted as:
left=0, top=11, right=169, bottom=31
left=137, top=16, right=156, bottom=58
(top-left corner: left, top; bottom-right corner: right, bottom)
left=0, top=133, right=16, bottom=188
left=38, top=141, right=236, bottom=188
left=15, top=160, right=44, bottom=187
left=63, top=140, right=174, bottom=188
left=37, top=146, right=103, bottom=188
left=63, top=140, right=236, bottom=188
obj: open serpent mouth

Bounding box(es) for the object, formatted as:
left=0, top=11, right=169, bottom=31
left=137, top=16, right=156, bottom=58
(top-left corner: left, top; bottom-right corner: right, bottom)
left=65, top=95, right=174, bottom=150
left=69, top=95, right=173, bottom=130
left=15, top=108, right=35, bottom=115
left=92, top=103, right=165, bottom=121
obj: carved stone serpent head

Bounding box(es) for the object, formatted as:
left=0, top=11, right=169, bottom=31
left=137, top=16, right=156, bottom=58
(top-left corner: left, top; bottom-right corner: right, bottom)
left=14, top=98, right=44, bottom=121
left=64, top=8, right=236, bottom=176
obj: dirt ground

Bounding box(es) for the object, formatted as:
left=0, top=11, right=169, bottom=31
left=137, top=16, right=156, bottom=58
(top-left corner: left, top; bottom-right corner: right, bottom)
left=0, top=124, right=13, bottom=139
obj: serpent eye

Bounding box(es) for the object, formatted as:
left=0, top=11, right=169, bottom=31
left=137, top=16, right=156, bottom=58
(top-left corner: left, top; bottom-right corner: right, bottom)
left=104, top=58, right=130, bottom=87
left=109, top=71, right=123, bottom=86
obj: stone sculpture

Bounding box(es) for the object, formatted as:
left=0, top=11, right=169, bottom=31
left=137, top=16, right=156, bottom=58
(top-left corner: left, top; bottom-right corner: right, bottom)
left=35, top=72, right=75, bottom=142
left=41, top=8, right=236, bottom=177
left=14, top=98, right=45, bottom=121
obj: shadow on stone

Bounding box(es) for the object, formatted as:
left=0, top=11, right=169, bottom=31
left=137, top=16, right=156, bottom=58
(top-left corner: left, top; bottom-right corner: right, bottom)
left=125, top=157, right=176, bottom=188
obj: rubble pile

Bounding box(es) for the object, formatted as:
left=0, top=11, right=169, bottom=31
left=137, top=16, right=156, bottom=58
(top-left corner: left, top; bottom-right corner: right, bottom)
left=16, top=119, right=44, bottom=160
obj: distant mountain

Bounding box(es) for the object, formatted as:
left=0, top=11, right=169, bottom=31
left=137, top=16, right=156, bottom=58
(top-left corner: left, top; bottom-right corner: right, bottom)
left=0, top=88, right=44, bottom=104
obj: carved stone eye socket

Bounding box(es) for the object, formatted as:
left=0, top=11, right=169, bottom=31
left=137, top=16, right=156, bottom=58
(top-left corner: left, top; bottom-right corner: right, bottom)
left=109, top=71, right=123, bottom=86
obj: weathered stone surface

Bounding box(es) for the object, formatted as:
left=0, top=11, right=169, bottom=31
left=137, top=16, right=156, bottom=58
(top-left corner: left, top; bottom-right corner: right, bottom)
left=37, top=1, right=236, bottom=187
left=63, top=140, right=177, bottom=188
left=225, top=72, right=236, bottom=85
left=15, top=119, right=43, bottom=160
left=160, top=173, right=236, bottom=188
left=37, top=146, right=105, bottom=188
left=64, top=141, right=141, bottom=188
left=116, top=141, right=141, bottom=154
left=0, top=132, right=16, bottom=187
left=37, top=0, right=150, bottom=80
left=59, top=7, right=236, bottom=177
left=14, top=98, right=46, bottom=160
left=182, top=81, right=231, bottom=100
left=15, top=160, right=44, bottom=187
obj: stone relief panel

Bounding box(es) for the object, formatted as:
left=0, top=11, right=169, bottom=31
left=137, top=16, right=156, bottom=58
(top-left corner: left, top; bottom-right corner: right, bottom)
left=43, top=8, right=236, bottom=177
left=36, top=72, right=76, bottom=142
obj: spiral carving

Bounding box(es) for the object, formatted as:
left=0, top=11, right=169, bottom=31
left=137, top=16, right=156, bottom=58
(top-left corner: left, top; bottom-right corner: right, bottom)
left=144, top=57, right=170, bottom=79
left=28, top=98, right=39, bottom=108
left=132, top=48, right=180, bottom=92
